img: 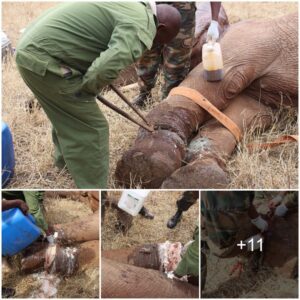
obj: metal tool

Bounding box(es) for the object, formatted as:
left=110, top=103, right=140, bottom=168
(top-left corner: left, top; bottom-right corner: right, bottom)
left=96, top=85, right=154, bottom=132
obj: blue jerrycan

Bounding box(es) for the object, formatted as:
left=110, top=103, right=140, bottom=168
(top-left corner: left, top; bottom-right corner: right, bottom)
left=2, top=208, right=41, bottom=256
left=2, top=121, right=15, bottom=187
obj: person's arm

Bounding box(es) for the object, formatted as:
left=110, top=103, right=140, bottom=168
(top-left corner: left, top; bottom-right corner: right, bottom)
left=207, top=2, right=222, bottom=42
left=2, top=199, right=29, bottom=214
left=210, top=2, right=221, bottom=21
left=81, top=23, right=150, bottom=95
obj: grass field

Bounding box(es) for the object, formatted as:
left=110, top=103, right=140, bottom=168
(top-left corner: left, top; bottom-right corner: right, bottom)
left=2, top=192, right=99, bottom=298
left=2, top=2, right=298, bottom=188
left=102, top=191, right=199, bottom=250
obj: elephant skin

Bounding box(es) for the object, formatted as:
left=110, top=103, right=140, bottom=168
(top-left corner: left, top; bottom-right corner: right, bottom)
left=101, top=258, right=199, bottom=298
left=115, top=13, right=297, bottom=188
left=53, top=211, right=99, bottom=243
left=21, top=240, right=99, bottom=276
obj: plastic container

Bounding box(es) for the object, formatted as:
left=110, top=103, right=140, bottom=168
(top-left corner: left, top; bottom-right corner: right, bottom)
left=2, top=121, right=15, bottom=187
left=2, top=208, right=41, bottom=256
left=118, top=190, right=150, bottom=216
left=202, top=41, right=224, bottom=81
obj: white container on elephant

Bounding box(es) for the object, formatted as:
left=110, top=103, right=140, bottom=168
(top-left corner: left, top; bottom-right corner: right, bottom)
left=118, top=190, right=150, bottom=216
left=202, top=41, right=224, bottom=81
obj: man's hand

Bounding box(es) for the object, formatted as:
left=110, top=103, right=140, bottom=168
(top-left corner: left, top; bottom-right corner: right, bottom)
left=251, top=215, right=268, bottom=232
left=2, top=199, right=29, bottom=214
left=274, top=204, right=288, bottom=217
left=207, top=20, right=219, bottom=42
left=18, top=201, right=29, bottom=215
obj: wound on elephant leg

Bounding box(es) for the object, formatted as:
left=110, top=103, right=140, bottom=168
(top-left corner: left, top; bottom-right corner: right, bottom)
left=127, top=244, right=161, bottom=270
left=45, top=244, right=79, bottom=276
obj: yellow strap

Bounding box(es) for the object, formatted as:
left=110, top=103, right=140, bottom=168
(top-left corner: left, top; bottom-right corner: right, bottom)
left=170, top=87, right=242, bottom=142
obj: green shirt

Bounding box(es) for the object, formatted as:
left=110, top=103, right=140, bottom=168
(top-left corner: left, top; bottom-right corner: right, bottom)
left=16, top=2, right=156, bottom=95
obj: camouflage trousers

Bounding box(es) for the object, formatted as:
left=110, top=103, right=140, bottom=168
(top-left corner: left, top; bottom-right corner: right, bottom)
left=177, top=191, right=198, bottom=212
left=201, top=191, right=257, bottom=258
left=136, top=2, right=196, bottom=99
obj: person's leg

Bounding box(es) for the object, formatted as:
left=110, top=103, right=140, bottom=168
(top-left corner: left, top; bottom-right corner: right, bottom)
left=167, top=191, right=198, bottom=228
left=133, top=45, right=163, bottom=108
left=23, top=191, right=48, bottom=232
left=52, top=127, right=66, bottom=169
left=18, top=66, right=109, bottom=188
left=162, top=3, right=196, bottom=99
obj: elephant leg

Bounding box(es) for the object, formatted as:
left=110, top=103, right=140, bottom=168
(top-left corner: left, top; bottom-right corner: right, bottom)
left=21, top=241, right=99, bottom=275
left=101, top=258, right=199, bottom=298
left=102, top=242, right=183, bottom=272
left=53, top=211, right=99, bottom=243
left=161, top=94, right=273, bottom=188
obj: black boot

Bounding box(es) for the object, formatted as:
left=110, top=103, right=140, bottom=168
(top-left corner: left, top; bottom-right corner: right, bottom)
left=139, top=206, right=154, bottom=219
left=132, top=91, right=152, bottom=109
left=167, top=210, right=182, bottom=229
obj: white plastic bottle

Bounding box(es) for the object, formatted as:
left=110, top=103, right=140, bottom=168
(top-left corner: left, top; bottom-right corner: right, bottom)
left=118, top=190, right=150, bottom=216
left=202, top=41, right=224, bottom=81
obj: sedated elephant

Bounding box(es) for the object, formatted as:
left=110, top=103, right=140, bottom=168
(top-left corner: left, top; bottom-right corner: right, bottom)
left=115, top=12, right=298, bottom=188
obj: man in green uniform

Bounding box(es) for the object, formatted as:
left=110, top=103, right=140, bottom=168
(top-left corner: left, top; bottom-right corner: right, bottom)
left=2, top=191, right=50, bottom=235
left=133, top=2, right=222, bottom=107
left=16, top=2, right=181, bottom=188
left=167, top=191, right=198, bottom=228
left=175, top=226, right=199, bottom=286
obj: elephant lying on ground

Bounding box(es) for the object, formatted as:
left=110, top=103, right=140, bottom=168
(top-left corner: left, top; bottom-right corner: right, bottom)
left=116, top=13, right=298, bottom=188
left=102, top=242, right=199, bottom=298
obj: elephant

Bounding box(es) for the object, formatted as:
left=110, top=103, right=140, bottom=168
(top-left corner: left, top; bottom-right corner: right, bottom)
left=115, top=12, right=298, bottom=188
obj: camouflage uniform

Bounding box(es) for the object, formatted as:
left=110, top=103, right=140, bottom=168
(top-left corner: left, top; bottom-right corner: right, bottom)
left=177, top=190, right=198, bottom=212
left=136, top=2, right=196, bottom=99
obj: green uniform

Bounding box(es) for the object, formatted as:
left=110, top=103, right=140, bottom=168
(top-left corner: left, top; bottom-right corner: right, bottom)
left=2, top=191, right=48, bottom=232
left=175, top=226, right=199, bottom=277
left=136, top=2, right=196, bottom=99
left=16, top=2, right=156, bottom=188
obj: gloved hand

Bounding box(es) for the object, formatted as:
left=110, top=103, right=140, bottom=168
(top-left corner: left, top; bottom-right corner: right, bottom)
left=269, top=194, right=283, bottom=209
left=274, top=203, right=288, bottom=217
left=251, top=215, right=268, bottom=232
left=207, top=20, right=219, bottom=42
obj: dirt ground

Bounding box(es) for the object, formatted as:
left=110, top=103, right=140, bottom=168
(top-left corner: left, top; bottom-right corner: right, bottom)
left=2, top=2, right=298, bottom=188
left=102, top=191, right=199, bottom=250
left=202, top=193, right=298, bottom=298
left=2, top=193, right=99, bottom=298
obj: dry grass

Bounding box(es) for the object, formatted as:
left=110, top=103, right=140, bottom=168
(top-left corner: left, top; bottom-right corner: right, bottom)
left=2, top=2, right=298, bottom=188
left=2, top=192, right=99, bottom=298
left=102, top=191, right=199, bottom=250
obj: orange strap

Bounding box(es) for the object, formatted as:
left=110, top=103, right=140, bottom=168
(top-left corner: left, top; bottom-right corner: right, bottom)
left=170, top=87, right=242, bottom=142
left=247, top=135, right=298, bottom=152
